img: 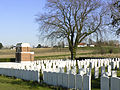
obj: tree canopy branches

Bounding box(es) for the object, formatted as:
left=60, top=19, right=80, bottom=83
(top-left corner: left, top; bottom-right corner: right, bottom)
left=36, top=0, right=106, bottom=59
left=110, top=0, right=120, bottom=34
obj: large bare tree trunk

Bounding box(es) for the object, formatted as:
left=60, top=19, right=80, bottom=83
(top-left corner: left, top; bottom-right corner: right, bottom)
left=70, top=48, right=76, bottom=60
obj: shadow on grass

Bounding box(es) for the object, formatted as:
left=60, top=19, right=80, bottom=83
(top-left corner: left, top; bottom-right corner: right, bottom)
left=91, top=69, right=101, bottom=90
left=10, top=77, right=67, bottom=90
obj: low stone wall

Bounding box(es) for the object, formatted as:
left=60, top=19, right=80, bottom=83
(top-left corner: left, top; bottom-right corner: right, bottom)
left=0, top=68, right=39, bottom=82
left=101, top=76, right=120, bottom=90
left=43, top=71, right=91, bottom=89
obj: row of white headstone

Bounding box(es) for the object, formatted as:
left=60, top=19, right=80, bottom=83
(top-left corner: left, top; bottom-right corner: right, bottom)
left=0, top=59, right=119, bottom=78
left=43, top=71, right=91, bottom=90
left=0, top=68, right=39, bottom=82
left=94, top=65, right=118, bottom=79
left=0, top=58, right=120, bottom=73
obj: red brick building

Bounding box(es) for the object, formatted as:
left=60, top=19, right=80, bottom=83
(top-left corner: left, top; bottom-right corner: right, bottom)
left=15, top=43, right=34, bottom=62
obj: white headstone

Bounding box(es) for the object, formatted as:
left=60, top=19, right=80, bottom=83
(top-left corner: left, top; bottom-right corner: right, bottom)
left=62, top=73, right=68, bottom=88
left=107, top=65, right=111, bottom=76
left=68, top=74, right=75, bottom=88
left=94, top=67, right=99, bottom=79
left=47, top=72, right=53, bottom=85
left=79, top=69, right=84, bottom=76
left=94, top=61, right=98, bottom=68
left=83, top=75, right=91, bottom=90
left=76, top=75, right=83, bottom=90
left=111, top=77, right=120, bottom=90
left=43, top=71, right=48, bottom=83
left=57, top=73, right=63, bottom=86
left=101, top=66, right=105, bottom=76
left=52, top=72, right=58, bottom=86
left=101, top=76, right=109, bottom=90
left=111, top=70, right=117, bottom=77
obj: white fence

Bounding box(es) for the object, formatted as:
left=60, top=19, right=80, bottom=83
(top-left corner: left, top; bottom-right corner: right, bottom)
left=0, top=68, right=40, bottom=82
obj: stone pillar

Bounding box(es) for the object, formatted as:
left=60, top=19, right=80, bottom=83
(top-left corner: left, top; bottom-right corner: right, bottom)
left=15, top=43, right=34, bottom=62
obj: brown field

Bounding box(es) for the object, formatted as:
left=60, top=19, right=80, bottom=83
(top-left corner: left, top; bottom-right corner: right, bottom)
left=0, top=48, right=92, bottom=58
left=0, top=47, right=120, bottom=59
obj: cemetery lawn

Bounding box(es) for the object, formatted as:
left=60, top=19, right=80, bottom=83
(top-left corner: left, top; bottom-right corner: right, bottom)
left=0, top=75, right=52, bottom=90
left=91, top=68, right=100, bottom=90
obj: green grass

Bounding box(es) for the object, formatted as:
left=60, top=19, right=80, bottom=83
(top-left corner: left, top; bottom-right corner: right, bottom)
left=35, top=54, right=70, bottom=60
left=117, top=69, right=120, bottom=77
left=34, top=52, right=92, bottom=60
left=0, top=74, right=101, bottom=90
left=0, top=75, right=52, bottom=90
left=91, top=68, right=101, bottom=90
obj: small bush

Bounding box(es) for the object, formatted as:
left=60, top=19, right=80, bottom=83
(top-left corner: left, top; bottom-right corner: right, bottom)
left=71, top=66, right=73, bottom=69
left=76, top=67, right=79, bottom=74
left=0, top=58, right=15, bottom=62
left=44, top=64, right=46, bottom=68
left=76, top=61, right=79, bottom=74
left=109, top=48, right=113, bottom=54
left=51, top=63, right=53, bottom=68
left=39, top=69, right=43, bottom=83
left=100, top=48, right=106, bottom=54
left=64, top=66, right=67, bottom=73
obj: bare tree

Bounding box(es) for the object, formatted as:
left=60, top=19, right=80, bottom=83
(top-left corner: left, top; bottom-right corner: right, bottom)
left=109, top=0, right=120, bottom=34
left=37, top=0, right=106, bottom=59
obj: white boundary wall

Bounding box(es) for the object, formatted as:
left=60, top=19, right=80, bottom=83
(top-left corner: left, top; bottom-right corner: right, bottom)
left=101, top=76, right=109, bottom=90
left=0, top=68, right=39, bottom=82
left=111, top=77, right=120, bottom=90
left=43, top=71, right=91, bottom=89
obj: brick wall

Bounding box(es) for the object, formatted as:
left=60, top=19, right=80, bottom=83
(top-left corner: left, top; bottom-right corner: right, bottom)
left=16, top=53, right=34, bottom=62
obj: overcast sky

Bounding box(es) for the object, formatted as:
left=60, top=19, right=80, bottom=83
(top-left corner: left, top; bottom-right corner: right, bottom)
left=0, top=0, right=46, bottom=47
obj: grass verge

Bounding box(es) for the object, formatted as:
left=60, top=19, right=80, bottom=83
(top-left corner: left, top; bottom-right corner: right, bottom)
left=0, top=75, right=52, bottom=90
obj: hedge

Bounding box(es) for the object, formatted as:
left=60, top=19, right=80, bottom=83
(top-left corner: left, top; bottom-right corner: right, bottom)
left=0, top=58, right=15, bottom=62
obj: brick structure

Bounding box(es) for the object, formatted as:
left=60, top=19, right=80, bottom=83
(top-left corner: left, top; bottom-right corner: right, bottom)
left=15, top=43, right=34, bottom=62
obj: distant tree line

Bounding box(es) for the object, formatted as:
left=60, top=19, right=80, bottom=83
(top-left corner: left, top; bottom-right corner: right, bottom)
left=95, top=40, right=119, bottom=46
left=36, top=44, right=42, bottom=48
